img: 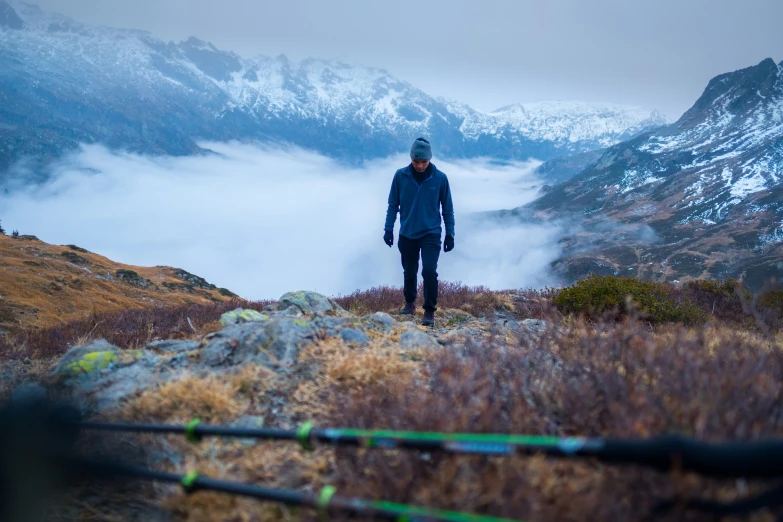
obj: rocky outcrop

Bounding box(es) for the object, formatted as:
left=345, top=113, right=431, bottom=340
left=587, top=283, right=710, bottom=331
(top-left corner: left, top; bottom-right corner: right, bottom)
left=35, top=290, right=546, bottom=414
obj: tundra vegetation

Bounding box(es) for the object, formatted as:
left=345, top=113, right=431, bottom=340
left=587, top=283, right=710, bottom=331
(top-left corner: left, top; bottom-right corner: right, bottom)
left=2, top=276, right=783, bottom=521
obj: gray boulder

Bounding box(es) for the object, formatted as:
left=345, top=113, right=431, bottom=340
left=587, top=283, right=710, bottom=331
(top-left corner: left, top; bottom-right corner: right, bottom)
left=362, top=312, right=395, bottom=332
left=199, top=335, right=239, bottom=367
left=278, top=291, right=350, bottom=317
left=400, top=328, right=440, bottom=351
left=440, top=326, right=484, bottom=343
left=199, top=315, right=318, bottom=370
left=521, top=319, right=549, bottom=336
left=339, top=328, right=370, bottom=346
left=493, top=317, right=521, bottom=332
left=220, top=308, right=269, bottom=326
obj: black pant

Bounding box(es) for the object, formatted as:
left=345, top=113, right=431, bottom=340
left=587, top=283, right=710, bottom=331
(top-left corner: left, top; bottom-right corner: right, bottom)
left=398, top=233, right=441, bottom=312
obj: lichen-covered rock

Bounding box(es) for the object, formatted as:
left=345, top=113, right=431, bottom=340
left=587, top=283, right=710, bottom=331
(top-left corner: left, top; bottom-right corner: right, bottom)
left=219, top=308, right=269, bottom=326
left=51, top=339, right=162, bottom=411
left=400, top=328, right=440, bottom=351
left=78, top=355, right=161, bottom=411
left=278, top=291, right=350, bottom=317
left=53, top=339, right=121, bottom=378
left=362, top=312, right=395, bottom=331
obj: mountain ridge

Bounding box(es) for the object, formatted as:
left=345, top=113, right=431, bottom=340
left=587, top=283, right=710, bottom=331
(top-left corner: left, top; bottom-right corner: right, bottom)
left=0, top=0, right=667, bottom=173
left=518, top=57, right=783, bottom=288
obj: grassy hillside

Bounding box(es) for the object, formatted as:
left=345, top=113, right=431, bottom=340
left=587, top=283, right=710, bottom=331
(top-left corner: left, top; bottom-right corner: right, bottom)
left=0, top=233, right=237, bottom=334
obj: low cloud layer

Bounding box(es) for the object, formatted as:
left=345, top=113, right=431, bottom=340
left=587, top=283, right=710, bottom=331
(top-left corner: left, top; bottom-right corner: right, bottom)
left=0, top=143, right=565, bottom=300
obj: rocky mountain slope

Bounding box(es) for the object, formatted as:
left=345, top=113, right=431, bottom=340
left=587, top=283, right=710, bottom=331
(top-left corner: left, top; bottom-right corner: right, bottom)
left=0, top=0, right=666, bottom=173
left=515, top=58, right=783, bottom=288
left=0, top=233, right=237, bottom=334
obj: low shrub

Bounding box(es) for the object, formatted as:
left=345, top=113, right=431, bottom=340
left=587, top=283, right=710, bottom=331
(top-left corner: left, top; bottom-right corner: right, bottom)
left=681, top=278, right=752, bottom=326
left=553, top=275, right=705, bottom=324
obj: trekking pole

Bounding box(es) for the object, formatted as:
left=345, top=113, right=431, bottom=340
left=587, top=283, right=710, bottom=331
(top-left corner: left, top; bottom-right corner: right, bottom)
left=71, top=457, right=523, bottom=522
left=78, top=420, right=783, bottom=478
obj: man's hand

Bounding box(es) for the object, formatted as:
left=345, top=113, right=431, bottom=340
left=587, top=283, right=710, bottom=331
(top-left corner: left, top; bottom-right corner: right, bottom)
left=444, top=235, right=454, bottom=252
left=384, top=230, right=394, bottom=247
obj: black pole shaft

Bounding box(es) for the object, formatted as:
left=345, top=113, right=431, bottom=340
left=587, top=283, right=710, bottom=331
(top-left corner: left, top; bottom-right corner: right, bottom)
left=77, top=422, right=783, bottom=478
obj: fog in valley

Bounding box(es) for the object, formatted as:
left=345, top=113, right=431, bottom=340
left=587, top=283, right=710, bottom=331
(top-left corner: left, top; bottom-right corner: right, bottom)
left=0, top=142, right=565, bottom=299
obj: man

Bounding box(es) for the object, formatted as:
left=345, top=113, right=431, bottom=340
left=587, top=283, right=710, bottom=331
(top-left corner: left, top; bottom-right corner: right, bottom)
left=384, top=137, right=455, bottom=327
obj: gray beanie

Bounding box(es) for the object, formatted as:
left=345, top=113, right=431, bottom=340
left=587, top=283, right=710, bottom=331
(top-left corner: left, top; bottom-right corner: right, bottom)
left=410, top=137, right=432, bottom=160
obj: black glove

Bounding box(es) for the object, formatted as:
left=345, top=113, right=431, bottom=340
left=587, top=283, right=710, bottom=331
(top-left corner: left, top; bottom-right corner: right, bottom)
left=444, top=235, right=454, bottom=252
left=384, top=230, right=394, bottom=247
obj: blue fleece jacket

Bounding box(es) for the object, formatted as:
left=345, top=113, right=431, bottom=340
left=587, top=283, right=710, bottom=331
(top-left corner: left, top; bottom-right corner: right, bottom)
left=384, top=163, right=455, bottom=240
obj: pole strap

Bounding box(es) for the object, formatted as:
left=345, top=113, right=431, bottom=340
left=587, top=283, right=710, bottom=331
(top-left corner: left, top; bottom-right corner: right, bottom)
left=181, top=471, right=200, bottom=492
left=317, top=485, right=336, bottom=509
left=297, top=422, right=314, bottom=451
left=185, top=418, right=202, bottom=443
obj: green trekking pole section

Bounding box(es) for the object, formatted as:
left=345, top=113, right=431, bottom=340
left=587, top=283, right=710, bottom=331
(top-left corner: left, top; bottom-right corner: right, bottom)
left=79, top=420, right=601, bottom=457
left=72, top=457, right=523, bottom=522
left=79, top=420, right=783, bottom=477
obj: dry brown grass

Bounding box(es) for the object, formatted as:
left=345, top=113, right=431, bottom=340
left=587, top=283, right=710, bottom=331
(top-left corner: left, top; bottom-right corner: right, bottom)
left=0, top=234, right=237, bottom=334
left=124, top=366, right=274, bottom=425
left=37, top=312, right=783, bottom=521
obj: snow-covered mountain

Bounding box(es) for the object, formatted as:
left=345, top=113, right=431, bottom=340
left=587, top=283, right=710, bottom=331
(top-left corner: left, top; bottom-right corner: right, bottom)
left=0, top=0, right=667, bottom=171
left=519, top=58, right=783, bottom=288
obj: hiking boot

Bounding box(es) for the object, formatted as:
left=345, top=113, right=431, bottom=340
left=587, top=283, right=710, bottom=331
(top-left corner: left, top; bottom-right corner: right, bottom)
left=399, top=302, right=415, bottom=315
left=422, top=310, right=435, bottom=327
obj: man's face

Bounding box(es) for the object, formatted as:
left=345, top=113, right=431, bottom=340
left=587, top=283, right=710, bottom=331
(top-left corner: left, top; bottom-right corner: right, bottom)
left=412, top=159, right=430, bottom=173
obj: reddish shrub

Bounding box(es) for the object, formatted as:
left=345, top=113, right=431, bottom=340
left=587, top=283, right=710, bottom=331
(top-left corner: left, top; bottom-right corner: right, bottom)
left=327, top=321, right=783, bottom=521
left=0, top=298, right=274, bottom=359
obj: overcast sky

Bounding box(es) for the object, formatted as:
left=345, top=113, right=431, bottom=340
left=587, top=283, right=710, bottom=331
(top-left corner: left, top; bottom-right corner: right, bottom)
left=28, top=0, right=783, bottom=120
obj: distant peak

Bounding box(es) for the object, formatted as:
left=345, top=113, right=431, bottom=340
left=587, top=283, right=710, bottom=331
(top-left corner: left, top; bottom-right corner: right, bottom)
left=490, top=100, right=658, bottom=117
left=182, top=36, right=216, bottom=51
left=0, top=0, right=23, bottom=29
left=674, top=57, right=783, bottom=130
left=491, top=103, right=525, bottom=114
